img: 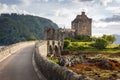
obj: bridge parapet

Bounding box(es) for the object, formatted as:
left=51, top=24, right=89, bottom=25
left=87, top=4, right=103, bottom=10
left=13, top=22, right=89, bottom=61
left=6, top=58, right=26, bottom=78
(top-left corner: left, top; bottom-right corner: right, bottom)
left=36, top=40, right=47, bottom=57
left=34, top=41, right=94, bottom=80
left=0, top=41, right=35, bottom=62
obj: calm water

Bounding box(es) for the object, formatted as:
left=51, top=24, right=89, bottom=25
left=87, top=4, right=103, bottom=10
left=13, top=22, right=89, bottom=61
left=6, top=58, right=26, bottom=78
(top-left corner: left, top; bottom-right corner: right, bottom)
left=0, top=46, right=5, bottom=49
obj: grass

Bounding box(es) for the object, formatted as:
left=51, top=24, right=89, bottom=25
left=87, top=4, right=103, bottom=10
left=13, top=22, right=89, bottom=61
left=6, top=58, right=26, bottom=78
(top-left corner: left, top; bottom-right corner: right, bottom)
left=64, top=41, right=120, bottom=53
left=48, top=57, right=59, bottom=63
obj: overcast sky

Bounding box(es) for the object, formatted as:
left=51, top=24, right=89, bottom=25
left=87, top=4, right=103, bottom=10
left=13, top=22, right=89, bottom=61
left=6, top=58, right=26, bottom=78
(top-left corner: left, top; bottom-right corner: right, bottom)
left=0, top=0, right=120, bottom=36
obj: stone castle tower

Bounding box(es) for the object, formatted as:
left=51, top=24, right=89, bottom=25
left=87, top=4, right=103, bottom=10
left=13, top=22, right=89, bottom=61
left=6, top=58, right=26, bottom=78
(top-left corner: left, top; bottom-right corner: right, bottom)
left=44, top=26, right=55, bottom=40
left=71, top=12, right=92, bottom=36
left=44, top=11, right=92, bottom=41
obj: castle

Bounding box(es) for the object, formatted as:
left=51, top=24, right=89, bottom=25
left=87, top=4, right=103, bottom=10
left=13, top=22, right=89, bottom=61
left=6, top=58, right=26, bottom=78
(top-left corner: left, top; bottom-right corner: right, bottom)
left=44, top=11, right=92, bottom=41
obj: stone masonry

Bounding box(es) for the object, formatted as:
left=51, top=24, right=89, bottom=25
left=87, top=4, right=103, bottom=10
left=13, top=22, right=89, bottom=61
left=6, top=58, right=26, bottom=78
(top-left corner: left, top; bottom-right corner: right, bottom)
left=72, top=11, right=92, bottom=36
left=44, top=11, right=92, bottom=41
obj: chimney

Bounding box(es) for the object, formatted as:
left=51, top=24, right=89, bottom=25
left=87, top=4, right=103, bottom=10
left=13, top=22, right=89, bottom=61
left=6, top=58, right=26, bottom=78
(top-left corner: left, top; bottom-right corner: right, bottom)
left=82, top=11, right=85, bottom=15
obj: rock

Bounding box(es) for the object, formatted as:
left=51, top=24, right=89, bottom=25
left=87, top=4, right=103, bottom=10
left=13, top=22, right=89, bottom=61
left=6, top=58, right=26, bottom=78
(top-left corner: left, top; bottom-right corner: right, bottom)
left=88, top=58, right=113, bottom=70
left=58, top=56, right=70, bottom=66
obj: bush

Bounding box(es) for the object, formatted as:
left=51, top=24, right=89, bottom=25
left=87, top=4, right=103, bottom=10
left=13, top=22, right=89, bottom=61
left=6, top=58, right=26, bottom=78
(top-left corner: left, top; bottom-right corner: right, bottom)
left=64, top=40, right=70, bottom=48
left=102, top=35, right=116, bottom=44
left=93, top=38, right=109, bottom=49
left=78, top=45, right=85, bottom=50
left=71, top=43, right=79, bottom=46
left=67, top=45, right=77, bottom=51
left=74, top=35, right=92, bottom=42
left=114, top=44, right=120, bottom=49
left=66, top=35, right=92, bottom=42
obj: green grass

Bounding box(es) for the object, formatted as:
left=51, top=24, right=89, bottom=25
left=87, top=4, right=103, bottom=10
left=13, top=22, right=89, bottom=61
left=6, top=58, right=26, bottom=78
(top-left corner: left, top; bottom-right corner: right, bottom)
left=64, top=41, right=120, bottom=53
left=48, top=57, right=59, bottom=63
left=107, top=44, right=119, bottom=48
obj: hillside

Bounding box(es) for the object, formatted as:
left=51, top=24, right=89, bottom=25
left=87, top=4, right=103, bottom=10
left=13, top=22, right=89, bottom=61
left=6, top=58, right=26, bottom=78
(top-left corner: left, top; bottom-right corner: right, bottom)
left=0, top=13, right=58, bottom=45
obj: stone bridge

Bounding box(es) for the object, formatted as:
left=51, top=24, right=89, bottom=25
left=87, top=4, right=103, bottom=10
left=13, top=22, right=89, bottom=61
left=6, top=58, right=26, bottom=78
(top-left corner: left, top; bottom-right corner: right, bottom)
left=47, top=40, right=63, bottom=56
left=0, top=41, right=93, bottom=80
left=36, top=40, right=63, bottom=57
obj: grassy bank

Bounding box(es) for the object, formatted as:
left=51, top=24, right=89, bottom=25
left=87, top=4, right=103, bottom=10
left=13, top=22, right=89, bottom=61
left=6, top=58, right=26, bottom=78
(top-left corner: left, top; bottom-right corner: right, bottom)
left=64, top=41, right=120, bottom=53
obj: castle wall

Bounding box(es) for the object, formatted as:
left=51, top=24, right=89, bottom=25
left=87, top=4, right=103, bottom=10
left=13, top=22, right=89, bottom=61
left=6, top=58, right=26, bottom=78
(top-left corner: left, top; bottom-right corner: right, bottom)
left=44, top=12, right=92, bottom=41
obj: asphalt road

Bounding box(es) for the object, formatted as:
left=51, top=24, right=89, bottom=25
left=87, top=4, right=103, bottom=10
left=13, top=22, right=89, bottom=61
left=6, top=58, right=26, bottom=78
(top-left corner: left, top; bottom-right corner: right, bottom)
left=0, top=44, right=39, bottom=80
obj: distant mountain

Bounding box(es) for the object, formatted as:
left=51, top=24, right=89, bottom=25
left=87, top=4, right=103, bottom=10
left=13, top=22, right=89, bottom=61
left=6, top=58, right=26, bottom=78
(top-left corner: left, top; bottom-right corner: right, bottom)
left=113, top=34, right=120, bottom=44
left=0, top=13, right=58, bottom=45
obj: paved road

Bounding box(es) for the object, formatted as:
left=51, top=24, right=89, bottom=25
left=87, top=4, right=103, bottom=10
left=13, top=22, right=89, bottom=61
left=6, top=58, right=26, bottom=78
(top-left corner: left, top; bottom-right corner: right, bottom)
left=0, top=44, right=39, bottom=80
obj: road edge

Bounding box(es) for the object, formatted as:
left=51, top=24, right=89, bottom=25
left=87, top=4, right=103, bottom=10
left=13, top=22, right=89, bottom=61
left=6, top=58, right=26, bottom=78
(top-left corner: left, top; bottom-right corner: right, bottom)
left=0, top=48, right=22, bottom=63
left=32, top=49, right=47, bottom=80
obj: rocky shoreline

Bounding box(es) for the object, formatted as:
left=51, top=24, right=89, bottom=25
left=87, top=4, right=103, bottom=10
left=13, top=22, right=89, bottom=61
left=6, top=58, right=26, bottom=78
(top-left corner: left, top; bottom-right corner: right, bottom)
left=50, top=54, right=120, bottom=80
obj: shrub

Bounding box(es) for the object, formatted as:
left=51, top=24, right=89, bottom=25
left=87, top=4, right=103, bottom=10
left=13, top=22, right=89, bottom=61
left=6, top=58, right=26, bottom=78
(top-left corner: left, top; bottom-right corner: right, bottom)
left=67, top=45, right=77, bottom=51
left=71, top=43, right=79, bottom=46
left=102, top=34, right=116, bottom=44
left=78, top=45, right=85, bottom=50
left=114, top=44, right=120, bottom=49
left=93, top=38, right=109, bottom=49
left=66, top=35, right=92, bottom=42
left=64, top=40, right=70, bottom=48
left=74, top=35, right=92, bottom=42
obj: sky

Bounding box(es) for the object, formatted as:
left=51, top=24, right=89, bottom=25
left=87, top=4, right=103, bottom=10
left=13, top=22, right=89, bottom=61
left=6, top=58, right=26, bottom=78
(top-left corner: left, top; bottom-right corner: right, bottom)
left=0, top=0, right=120, bottom=36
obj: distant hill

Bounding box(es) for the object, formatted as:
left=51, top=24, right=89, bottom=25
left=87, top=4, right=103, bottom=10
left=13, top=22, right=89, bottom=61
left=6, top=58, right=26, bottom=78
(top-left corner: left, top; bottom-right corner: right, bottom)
left=0, top=13, right=58, bottom=45
left=113, top=34, right=120, bottom=44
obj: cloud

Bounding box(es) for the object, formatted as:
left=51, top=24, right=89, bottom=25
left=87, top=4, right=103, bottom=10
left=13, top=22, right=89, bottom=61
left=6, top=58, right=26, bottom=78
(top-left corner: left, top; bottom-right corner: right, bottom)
left=93, top=19, right=120, bottom=36
left=0, top=3, right=29, bottom=14
left=0, top=0, right=21, bottom=5
left=100, top=15, right=120, bottom=22
left=73, top=0, right=93, bottom=2
left=115, top=0, right=120, bottom=3
left=0, top=0, right=119, bottom=36
left=36, top=0, right=49, bottom=2
left=100, top=0, right=113, bottom=6
left=92, top=25, right=120, bottom=36
left=20, top=0, right=32, bottom=5
left=106, top=6, right=120, bottom=14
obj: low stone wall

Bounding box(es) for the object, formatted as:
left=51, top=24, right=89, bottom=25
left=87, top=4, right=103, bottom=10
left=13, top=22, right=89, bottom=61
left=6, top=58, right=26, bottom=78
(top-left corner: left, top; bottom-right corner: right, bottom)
left=34, top=41, right=94, bottom=80
left=0, top=41, right=35, bottom=62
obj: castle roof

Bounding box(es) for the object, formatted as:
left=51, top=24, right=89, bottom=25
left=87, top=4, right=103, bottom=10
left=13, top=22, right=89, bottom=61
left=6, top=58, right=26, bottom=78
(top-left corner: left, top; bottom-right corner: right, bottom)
left=72, top=12, right=92, bottom=23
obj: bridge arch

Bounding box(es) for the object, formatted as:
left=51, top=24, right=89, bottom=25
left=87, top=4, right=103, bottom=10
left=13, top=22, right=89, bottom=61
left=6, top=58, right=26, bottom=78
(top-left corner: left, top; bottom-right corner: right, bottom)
left=59, top=46, right=62, bottom=51
left=54, top=45, right=59, bottom=56
left=48, top=45, right=53, bottom=55
left=52, top=41, right=55, bottom=45
left=47, top=40, right=63, bottom=57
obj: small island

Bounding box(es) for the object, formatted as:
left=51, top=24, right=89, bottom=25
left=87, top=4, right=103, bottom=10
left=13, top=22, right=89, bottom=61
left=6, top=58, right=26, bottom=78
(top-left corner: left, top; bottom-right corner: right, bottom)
left=46, top=12, right=120, bottom=80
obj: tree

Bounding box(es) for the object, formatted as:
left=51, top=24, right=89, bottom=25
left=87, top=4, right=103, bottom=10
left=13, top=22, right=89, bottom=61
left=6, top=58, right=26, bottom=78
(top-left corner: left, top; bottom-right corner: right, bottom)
left=64, top=40, right=70, bottom=48
left=102, top=35, right=116, bottom=44
left=69, top=35, right=92, bottom=42
left=27, top=34, right=36, bottom=41
left=94, top=38, right=109, bottom=49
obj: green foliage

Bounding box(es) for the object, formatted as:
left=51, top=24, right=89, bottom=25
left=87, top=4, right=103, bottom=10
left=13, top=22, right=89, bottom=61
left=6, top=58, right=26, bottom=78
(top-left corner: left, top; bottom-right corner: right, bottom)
left=48, top=57, right=59, bottom=63
left=64, top=41, right=92, bottom=51
left=102, top=34, right=116, bottom=44
left=63, top=40, right=120, bottom=53
left=114, top=44, right=120, bottom=49
left=71, top=43, right=79, bottom=46
left=64, top=40, right=70, bottom=48
left=67, top=35, right=92, bottom=42
left=93, top=38, right=109, bottom=49
left=27, top=34, right=37, bottom=41
left=92, top=36, right=97, bottom=41
left=0, top=13, right=58, bottom=45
